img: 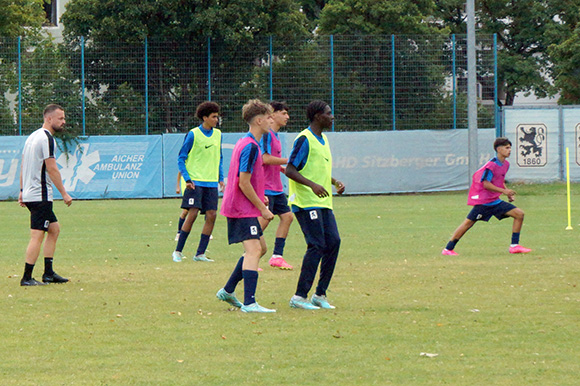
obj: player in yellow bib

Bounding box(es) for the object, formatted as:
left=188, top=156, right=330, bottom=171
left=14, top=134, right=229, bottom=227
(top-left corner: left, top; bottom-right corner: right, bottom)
left=172, top=102, right=224, bottom=263
left=285, top=100, right=345, bottom=310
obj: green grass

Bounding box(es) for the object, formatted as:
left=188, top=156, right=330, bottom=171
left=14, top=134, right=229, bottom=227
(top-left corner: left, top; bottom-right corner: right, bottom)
left=1, top=183, right=580, bottom=385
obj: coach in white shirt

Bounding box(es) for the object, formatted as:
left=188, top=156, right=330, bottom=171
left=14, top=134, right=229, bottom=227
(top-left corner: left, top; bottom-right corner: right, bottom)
left=18, top=104, right=73, bottom=286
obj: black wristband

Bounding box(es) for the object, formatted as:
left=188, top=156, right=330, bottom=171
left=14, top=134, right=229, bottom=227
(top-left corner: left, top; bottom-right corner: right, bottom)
left=186, top=180, right=192, bottom=184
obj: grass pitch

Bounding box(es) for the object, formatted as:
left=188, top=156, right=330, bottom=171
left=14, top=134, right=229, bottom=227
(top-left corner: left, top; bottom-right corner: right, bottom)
left=1, top=183, right=580, bottom=385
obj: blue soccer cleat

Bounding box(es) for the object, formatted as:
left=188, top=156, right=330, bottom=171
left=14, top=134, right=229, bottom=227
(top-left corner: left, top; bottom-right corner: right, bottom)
left=216, top=288, right=243, bottom=308
left=311, top=294, right=335, bottom=309
left=289, top=295, right=320, bottom=310
left=240, top=302, right=276, bottom=313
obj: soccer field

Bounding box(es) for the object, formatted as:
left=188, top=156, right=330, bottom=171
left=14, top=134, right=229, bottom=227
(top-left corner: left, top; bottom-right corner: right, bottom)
left=1, top=184, right=579, bottom=385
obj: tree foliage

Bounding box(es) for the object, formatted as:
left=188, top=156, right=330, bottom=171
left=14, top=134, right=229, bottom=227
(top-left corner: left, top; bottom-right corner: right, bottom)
left=0, top=0, right=44, bottom=37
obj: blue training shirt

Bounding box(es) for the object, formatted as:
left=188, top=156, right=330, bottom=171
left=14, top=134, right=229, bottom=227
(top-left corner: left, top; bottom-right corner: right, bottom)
left=177, top=125, right=224, bottom=187
left=239, top=133, right=260, bottom=174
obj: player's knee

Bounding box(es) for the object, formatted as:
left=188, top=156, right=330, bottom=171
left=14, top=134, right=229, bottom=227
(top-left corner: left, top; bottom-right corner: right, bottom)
left=205, top=210, right=217, bottom=222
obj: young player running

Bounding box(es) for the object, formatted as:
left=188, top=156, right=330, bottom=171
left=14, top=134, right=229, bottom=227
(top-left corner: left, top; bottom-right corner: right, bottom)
left=442, top=137, right=531, bottom=255
left=172, top=102, right=224, bottom=262
left=216, top=99, right=276, bottom=313
left=285, top=100, right=345, bottom=310
left=258, top=101, right=294, bottom=269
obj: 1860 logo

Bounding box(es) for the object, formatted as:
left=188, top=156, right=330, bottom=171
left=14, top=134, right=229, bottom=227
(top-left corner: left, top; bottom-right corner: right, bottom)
left=516, top=124, right=547, bottom=167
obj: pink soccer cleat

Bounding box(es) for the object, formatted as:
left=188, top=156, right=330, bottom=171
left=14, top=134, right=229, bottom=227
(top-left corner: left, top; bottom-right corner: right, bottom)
left=269, top=256, right=293, bottom=270
left=442, top=248, right=459, bottom=256
left=509, top=245, right=532, bottom=254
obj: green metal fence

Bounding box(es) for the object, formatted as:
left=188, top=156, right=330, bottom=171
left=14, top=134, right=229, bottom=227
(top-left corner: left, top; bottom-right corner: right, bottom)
left=0, top=34, right=497, bottom=136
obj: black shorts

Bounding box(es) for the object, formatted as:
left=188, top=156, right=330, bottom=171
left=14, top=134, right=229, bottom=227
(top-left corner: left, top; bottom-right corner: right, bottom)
left=266, top=193, right=291, bottom=215
left=467, top=201, right=517, bottom=222
left=226, top=217, right=263, bottom=244
left=181, top=186, right=218, bottom=214
left=25, top=201, right=58, bottom=231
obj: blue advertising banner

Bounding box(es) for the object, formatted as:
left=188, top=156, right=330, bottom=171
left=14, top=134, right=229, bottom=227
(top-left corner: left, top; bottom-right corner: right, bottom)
left=0, top=136, right=26, bottom=200
left=56, top=136, right=163, bottom=199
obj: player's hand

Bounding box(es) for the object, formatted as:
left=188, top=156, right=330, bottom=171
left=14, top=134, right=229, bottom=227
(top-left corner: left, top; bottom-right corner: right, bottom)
left=219, top=181, right=225, bottom=192
left=261, top=207, right=274, bottom=221
left=280, top=166, right=286, bottom=174
left=63, top=193, right=73, bottom=207
left=18, top=192, right=25, bottom=207
left=186, top=181, right=195, bottom=190
left=334, top=180, right=345, bottom=195
left=310, top=183, right=329, bottom=198
left=264, top=196, right=270, bottom=206
left=176, top=188, right=181, bottom=194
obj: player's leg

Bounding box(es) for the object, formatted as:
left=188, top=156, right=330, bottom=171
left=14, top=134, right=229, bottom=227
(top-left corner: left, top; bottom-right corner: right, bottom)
left=42, top=222, right=69, bottom=283
left=21, top=202, right=49, bottom=286
left=173, top=187, right=201, bottom=262
left=268, top=195, right=294, bottom=269
left=193, top=187, right=219, bottom=262
left=239, top=223, right=274, bottom=312
left=290, top=209, right=325, bottom=310
left=175, top=209, right=187, bottom=241
left=313, top=209, right=340, bottom=309
left=505, top=207, right=531, bottom=253
left=442, top=218, right=476, bottom=255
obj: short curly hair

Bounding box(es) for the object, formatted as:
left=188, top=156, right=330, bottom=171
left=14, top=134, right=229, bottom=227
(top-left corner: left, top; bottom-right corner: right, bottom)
left=306, top=100, right=329, bottom=122
left=242, top=99, right=272, bottom=123
left=196, top=101, right=220, bottom=120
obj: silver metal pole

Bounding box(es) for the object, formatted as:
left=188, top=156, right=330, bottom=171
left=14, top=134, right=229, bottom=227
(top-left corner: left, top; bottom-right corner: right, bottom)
left=467, top=0, right=478, bottom=182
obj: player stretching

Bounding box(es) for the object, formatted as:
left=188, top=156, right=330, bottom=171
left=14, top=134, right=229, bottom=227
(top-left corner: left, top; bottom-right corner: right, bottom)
left=258, top=101, right=294, bottom=269
left=172, top=101, right=224, bottom=262
left=442, top=137, right=531, bottom=256
left=19, top=104, right=72, bottom=286
left=285, top=100, right=345, bottom=310
left=216, top=99, right=276, bottom=313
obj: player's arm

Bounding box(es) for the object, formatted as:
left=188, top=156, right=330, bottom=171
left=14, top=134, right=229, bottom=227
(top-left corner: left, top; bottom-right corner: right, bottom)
left=18, top=161, right=24, bottom=207
left=263, top=154, right=288, bottom=165
left=176, top=172, right=181, bottom=194
left=239, top=172, right=273, bottom=220
left=45, top=157, right=72, bottom=206
left=260, top=132, right=287, bottom=166
left=178, top=132, right=195, bottom=190
left=331, top=177, right=345, bottom=195
left=482, top=180, right=515, bottom=199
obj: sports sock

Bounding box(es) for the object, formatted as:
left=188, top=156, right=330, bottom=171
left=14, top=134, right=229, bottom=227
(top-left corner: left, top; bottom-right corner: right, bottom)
left=273, top=237, right=286, bottom=256
left=445, top=239, right=459, bottom=251
left=511, top=232, right=520, bottom=246
left=44, top=257, right=54, bottom=275
left=224, top=256, right=244, bottom=294
left=196, top=233, right=211, bottom=256
left=175, top=230, right=190, bottom=252
left=178, top=217, right=185, bottom=233
left=23, top=263, right=34, bottom=281
left=242, top=269, right=259, bottom=306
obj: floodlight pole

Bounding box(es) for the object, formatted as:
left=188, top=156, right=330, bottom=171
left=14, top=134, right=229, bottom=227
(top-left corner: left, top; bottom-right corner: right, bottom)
left=467, top=0, right=478, bottom=183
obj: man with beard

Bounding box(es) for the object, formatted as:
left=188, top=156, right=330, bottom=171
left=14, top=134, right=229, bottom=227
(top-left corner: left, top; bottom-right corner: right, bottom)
left=18, top=104, right=73, bottom=286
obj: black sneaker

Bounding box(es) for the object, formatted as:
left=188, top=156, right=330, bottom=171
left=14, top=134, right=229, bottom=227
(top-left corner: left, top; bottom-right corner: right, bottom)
left=42, top=272, right=69, bottom=284
left=20, top=278, right=47, bottom=286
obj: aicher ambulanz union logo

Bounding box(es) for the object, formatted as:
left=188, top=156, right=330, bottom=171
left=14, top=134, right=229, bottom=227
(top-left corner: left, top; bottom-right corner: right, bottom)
left=516, top=124, right=547, bottom=167
left=57, top=144, right=100, bottom=191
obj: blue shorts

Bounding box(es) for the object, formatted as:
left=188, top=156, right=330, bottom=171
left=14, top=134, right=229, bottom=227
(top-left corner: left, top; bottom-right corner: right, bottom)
left=467, top=201, right=517, bottom=222
left=25, top=201, right=58, bottom=231
left=226, top=217, right=263, bottom=244
left=267, top=193, right=291, bottom=215
left=181, top=186, right=218, bottom=214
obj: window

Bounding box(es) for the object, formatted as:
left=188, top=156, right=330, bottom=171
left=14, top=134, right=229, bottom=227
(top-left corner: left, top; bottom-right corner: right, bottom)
left=43, top=0, right=57, bottom=27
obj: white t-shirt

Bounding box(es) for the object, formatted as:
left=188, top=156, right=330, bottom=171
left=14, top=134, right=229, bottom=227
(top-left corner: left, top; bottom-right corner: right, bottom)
left=21, top=128, right=56, bottom=202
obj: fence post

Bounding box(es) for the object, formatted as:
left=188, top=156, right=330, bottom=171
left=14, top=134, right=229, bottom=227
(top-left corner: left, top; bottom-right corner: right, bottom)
left=330, top=35, right=335, bottom=132
left=18, top=36, right=22, bottom=136
left=391, top=34, right=396, bottom=131
left=452, top=34, right=457, bottom=130
left=81, top=36, right=86, bottom=136
left=269, top=35, right=273, bottom=101
left=144, top=37, right=149, bottom=135
left=494, top=33, right=500, bottom=137
left=207, top=37, right=211, bottom=101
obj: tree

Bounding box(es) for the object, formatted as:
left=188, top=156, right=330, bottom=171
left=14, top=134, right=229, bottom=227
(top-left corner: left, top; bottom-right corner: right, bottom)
left=0, top=0, right=44, bottom=37
left=435, top=0, right=580, bottom=106
left=61, top=0, right=310, bottom=133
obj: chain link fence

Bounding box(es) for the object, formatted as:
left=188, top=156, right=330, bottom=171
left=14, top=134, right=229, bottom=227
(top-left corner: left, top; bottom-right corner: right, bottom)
left=0, top=34, right=497, bottom=136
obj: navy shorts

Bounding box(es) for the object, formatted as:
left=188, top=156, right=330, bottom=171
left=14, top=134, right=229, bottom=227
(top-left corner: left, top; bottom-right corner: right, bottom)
left=25, top=201, right=58, bottom=231
left=226, top=217, right=263, bottom=244
left=181, top=186, right=218, bottom=214
left=266, top=193, right=291, bottom=215
left=467, top=201, right=517, bottom=222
